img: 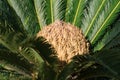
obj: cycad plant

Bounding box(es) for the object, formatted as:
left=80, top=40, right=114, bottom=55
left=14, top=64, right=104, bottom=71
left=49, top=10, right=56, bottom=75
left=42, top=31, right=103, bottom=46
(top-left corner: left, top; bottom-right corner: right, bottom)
left=0, top=0, right=120, bottom=80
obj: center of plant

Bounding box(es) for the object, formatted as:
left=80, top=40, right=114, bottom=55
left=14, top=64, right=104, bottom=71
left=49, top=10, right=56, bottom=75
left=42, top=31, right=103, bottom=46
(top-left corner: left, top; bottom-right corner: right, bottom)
left=37, top=20, right=89, bottom=63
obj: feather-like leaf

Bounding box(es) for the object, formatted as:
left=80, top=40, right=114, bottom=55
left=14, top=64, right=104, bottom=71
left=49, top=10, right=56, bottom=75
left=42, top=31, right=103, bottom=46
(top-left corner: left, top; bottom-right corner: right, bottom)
left=94, top=49, right=120, bottom=79
left=53, top=0, right=66, bottom=21
left=34, top=0, right=66, bottom=28
left=0, top=24, right=27, bottom=52
left=0, top=69, right=31, bottom=80
left=57, top=54, right=95, bottom=80
left=20, top=47, right=44, bottom=67
left=81, top=0, right=106, bottom=36
left=104, top=34, right=120, bottom=49
left=94, top=19, right=120, bottom=51
left=0, top=0, right=25, bottom=33
left=33, top=37, right=59, bottom=67
left=0, top=49, right=32, bottom=78
left=65, top=0, right=87, bottom=27
left=7, top=0, right=40, bottom=35
left=20, top=47, right=45, bottom=79
left=34, top=0, right=47, bottom=28
left=90, top=0, right=120, bottom=44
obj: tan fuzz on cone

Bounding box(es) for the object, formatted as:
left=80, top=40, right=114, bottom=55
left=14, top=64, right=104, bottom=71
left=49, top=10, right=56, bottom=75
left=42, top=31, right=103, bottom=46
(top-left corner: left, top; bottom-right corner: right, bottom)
left=37, top=21, right=89, bottom=63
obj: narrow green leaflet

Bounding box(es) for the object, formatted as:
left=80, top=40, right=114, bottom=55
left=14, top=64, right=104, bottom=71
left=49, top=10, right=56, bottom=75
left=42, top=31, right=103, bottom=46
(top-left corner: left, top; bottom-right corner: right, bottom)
left=0, top=49, right=32, bottom=78
left=34, top=0, right=47, bottom=28
left=0, top=70, right=31, bottom=80
left=0, top=22, right=27, bottom=53
left=53, top=0, right=66, bottom=21
left=75, top=64, right=115, bottom=79
left=94, top=49, right=120, bottom=79
left=33, top=37, right=59, bottom=66
left=65, top=0, right=73, bottom=22
left=58, top=55, right=95, bottom=80
left=20, top=47, right=56, bottom=80
left=104, top=34, right=120, bottom=49
left=0, top=0, right=25, bottom=33
left=90, top=0, right=120, bottom=44
left=20, top=47, right=44, bottom=67
left=65, top=0, right=87, bottom=27
left=81, top=0, right=106, bottom=36
left=34, top=0, right=66, bottom=28
left=20, top=47, right=45, bottom=79
left=7, top=0, right=40, bottom=35
left=94, top=19, right=120, bottom=51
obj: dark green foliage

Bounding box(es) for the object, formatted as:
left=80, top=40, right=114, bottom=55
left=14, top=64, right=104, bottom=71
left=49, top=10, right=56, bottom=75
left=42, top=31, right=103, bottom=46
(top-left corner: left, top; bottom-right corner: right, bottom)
left=0, top=0, right=120, bottom=80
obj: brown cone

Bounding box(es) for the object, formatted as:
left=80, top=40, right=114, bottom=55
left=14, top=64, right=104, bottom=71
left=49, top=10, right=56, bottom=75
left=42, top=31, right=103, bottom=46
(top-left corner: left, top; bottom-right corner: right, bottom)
left=37, top=20, right=89, bottom=63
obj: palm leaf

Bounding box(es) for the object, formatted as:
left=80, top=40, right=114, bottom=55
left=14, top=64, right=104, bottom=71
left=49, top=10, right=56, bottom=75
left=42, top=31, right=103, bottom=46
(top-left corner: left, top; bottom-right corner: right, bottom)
left=94, top=19, right=120, bottom=51
left=104, top=34, right=120, bottom=49
left=37, top=62, right=56, bottom=80
left=58, top=49, right=120, bottom=80
left=20, top=47, right=44, bottom=68
left=0, top=0, right=26, bottom=33
left=0, top=49, right=32, bottom=78
left=20, top=47, right=46, bottom=79
left=65, top=0, right=87, bottom=27
left=7, top=0, right=40, bottom=35
left=69, top=63, right=115, bottom=80
left=81, top=0, right=107, bottom=36
left=20, top=47, right=56, bottom=80
left=34, top=0, right=66, bottom=28
left=53, top=0, right=66, bottom=21
left=57, top=54, right=95, bottom=80
left=33, top=37, right=59, bottom=70
left=0, top=25, right=27, bottom=52
left=93, top=49, right=120, bottom=79
left=90, top=0, right=120, bottom=44
left=0, top=69, right=31, bottom=80
left=34, top=0, right=47, bottom=28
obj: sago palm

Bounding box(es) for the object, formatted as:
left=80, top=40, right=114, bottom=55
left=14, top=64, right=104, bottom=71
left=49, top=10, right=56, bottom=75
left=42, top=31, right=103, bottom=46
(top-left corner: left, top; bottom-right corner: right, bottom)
left=0, top=0, right=120, bottom=80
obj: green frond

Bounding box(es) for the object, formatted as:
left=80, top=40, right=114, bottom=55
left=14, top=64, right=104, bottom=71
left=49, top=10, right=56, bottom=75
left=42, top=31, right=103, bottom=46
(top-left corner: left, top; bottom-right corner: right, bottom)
left=65, top=0, right=73, bottom=22
left=58, top=54, right=95, bottom=80
left=93, top=49, right=120, bottom=79
left=7, top=0, right=40, bottom=35
left=33, top=37, right=59, bottom=66
left=0, top=13, right=33, bottom=53
left=20, top=47, right=44, bottom=67
left=0, top=49, right=32, bottom=78
left=20, top=47, right=45, bottom=79
left=65, top=0, right=87, bottom=27
left=81, top=0, right=106, bottom=36
left=58, top=49, right=120, bottom=80
left=20, top=45, right=56, bottom=80
left=34, top=0, right=47, bottom=28
left=0, top=0, right=25, bottom=33
left=104, top=34, right=120, bottom=49
left=76, top=64, right=114, bottom=80
left=53, top=0, right=66, bottom=21
left=0, top=24, right=27, bottom=52
left=90, top=0, right=120, bottom=44
left=0, top=69, right=31, bottom=80
left=37, top=63, right=56, bottom=80
left=39, top=0, right=55, bottom=24
left=34, top=0, right=66, bottom=28
left=94, top=19, right=120, bottom=51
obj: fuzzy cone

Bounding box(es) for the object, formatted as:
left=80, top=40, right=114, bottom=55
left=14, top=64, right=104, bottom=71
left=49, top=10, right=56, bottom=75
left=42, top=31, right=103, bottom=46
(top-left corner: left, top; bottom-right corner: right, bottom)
left=37, top=21, right=89, bottom=63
